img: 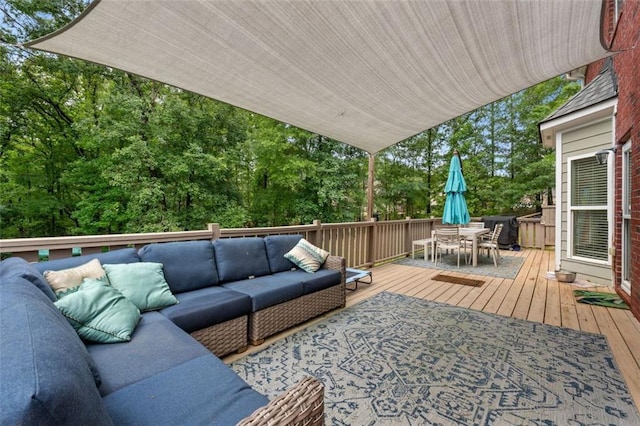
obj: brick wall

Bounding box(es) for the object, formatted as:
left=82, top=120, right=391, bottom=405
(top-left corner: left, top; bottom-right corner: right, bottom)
left=613, top=0, right=639, bottom=319
left=589, top=0, right=640, bottom=319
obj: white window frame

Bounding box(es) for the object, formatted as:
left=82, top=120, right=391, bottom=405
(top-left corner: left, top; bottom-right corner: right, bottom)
left=615, top=0, right=624, bottom=22
left=621, top=141, right=631, bottom=294
left=566, top=152, right=612, bottom=265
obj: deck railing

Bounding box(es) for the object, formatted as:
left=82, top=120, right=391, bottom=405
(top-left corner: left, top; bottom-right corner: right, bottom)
left=516, top=206, right=555, bottom=250
left=0, top=218, right=442, bottom=269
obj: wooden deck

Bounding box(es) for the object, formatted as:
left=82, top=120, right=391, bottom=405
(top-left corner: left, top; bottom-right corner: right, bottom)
left=225, top=248, right=640, bottom=408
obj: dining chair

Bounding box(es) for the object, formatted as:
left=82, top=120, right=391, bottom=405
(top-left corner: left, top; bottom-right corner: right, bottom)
left=462, top=222, right=485, bottom=254
left=478, top=223, right=504, bottom=267
left=466, top=222, right=485, bottom=228
left=434, top=227, right=465, bottom=267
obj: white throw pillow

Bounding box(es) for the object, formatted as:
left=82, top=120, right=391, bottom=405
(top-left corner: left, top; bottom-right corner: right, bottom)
left=44, top=258, right=107, bottom=298
left=284, top=238, right=329, bottom=273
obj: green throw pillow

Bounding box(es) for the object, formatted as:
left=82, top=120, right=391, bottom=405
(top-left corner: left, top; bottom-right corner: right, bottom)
left=54, top=279, right=140, bottom=343
left=103, top=262, right=178, bottom=312
left=284, top=238, right=329, bottom=273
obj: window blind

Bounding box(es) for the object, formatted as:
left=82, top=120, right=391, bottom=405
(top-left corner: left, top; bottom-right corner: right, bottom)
left=571, top=157, right=607, bottom=206
left=572, top=210, right=608, bottom=260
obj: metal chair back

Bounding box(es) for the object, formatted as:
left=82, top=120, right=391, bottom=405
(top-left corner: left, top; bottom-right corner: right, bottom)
left=490, top=223, right=504, bottom=244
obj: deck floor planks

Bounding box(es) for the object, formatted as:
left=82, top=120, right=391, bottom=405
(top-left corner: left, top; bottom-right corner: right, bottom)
left=543, top=279, right=562, bottom=327
left=513, top=249, right=548, bottom=320
left=497, top=251, right=543, bottom=317
left=588, top=305, right=640, bottom=406
left=468, top=276, right=504, bottom=312
left=441, top=279, right=479, bottom=306
left=527, top=271, right=548, bottom=324
left=608, top=308, right=640, bottom=369
left=482, top=278, right=511, bottom=314
left=574, top=300, right=602, bottom=334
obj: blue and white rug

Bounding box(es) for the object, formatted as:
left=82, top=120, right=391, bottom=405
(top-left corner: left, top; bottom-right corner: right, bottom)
left=395, top=252, right=525, bottom=279
left=231, top=292, right=640, bottom=425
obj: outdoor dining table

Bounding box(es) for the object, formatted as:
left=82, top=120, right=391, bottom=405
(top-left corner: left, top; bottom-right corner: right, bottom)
left=458, top=227, right=491, bottom=267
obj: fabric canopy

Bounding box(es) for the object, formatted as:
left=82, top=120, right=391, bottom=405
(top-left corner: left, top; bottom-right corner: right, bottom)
left=24, top=0, right=609, bottom=153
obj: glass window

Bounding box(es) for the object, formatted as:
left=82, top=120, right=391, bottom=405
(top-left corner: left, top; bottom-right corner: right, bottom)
left=569, top=156, right=608, bottom=261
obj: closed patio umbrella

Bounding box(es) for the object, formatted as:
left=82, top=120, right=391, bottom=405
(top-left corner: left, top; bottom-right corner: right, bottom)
left=442, top=151, right=470, bottom=225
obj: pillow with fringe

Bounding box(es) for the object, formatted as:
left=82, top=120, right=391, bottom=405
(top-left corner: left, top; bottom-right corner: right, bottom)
left=44, top=258, right=106, bottom=298
left=284, top=238, right=329, bottom=273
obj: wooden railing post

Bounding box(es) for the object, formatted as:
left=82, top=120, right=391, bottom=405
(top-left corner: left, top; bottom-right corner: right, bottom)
left=367, top=217, right=377, bottom=266
left=208, top=223, right=221, bottom=241
left=311, top=220, right=322, bottom=247
left=405, top=217, right=412, bottom=255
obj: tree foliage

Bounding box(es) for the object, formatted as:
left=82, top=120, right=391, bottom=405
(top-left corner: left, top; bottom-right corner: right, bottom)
left=1, top=1, right=580, bottom=237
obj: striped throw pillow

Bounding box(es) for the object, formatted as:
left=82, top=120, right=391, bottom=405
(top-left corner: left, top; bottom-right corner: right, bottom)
left=284, top=238, right=329, bottom=273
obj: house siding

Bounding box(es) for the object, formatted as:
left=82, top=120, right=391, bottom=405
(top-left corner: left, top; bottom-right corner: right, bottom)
left=560, top=120, right=614, bottom=285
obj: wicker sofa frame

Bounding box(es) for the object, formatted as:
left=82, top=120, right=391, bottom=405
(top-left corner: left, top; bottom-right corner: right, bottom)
left=190, top=315, right=249, bottom=356
left=239, top=376, right=324, bottom=426
left=189, top=255, right=346, bottom=352
left=249, top=255, right=346, bottom=344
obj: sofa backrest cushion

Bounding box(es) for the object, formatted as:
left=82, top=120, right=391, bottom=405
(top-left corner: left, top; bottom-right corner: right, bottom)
left=0, top=257, right=57, bottom=302
left=264, top=235, right=303, bottom=273
left=33, top=248, right=140, bottom=274
left=138, top=241, right=218, bottom=293
left=213, top=238, right=271, bottom=282
left=0, top=277, right=113, bottom=425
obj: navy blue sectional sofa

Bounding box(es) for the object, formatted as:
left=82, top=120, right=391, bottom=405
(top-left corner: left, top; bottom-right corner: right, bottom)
left=0, top=235, right=343, bottom=425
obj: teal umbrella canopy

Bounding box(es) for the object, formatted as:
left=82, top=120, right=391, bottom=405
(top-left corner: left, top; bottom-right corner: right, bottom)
left=442, top=154, right=470, bottom=225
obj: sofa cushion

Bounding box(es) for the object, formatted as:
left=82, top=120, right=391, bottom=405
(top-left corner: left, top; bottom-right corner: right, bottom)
left=103, top=262, right=178, bottom=311
left=102, top=354, right=268, bottom=426
left=284, top=238, right=330, bottom=273
left=214, top=237, right=271, bottom=282
left=0, top=257, right=56, bottom=301
left=44, top=258, right=106, bottom=298
left=161, top=286, right=251, bottom=333
left=54, top=279, right=141, bottom=343
left=264, top=234, right=303, bottom=273
left=87, top=312, right=212, bottom=396
left=222, top=275, right=304, bottom=312
left=33, top=248, right=140, bottom=274
left=270, top=268, right=341, bottom=295
left=301, top=269, right=342, bottom=294
left=0, top=277, right=112, bottom=425
left=138, top=241, right=219, bottom=293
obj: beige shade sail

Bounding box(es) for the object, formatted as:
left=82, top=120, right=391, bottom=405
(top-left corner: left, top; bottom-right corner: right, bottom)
left=24, top=0, right=609, bottom=154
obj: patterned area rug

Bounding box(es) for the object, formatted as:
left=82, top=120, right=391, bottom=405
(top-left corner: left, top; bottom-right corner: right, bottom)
left=396, top=252, right=524, bottom=279
left=231, top=292, right=640, bottom=425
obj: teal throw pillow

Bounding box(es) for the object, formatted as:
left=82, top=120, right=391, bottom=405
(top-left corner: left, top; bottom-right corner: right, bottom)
left=284, top=238, right=330, bottom=273
left=54, top=279, right=140, bottom=343
left=103, top=262, right=178, bottom=312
